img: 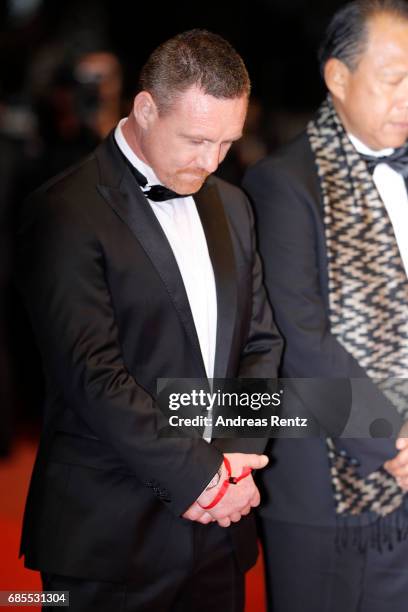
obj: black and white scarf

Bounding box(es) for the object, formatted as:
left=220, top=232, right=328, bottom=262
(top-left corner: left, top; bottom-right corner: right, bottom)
left=307, top=96, right=408, bottom=548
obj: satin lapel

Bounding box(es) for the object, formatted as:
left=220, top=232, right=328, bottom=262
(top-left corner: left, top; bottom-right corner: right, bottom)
left=194, top=180, right=238, bottom=379
left=95, top=137, right=206, bottom=376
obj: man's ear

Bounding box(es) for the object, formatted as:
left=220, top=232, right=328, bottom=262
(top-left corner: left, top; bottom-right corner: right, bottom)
left=133, top=91, right=158, bottom=129
left=324, top=58, right=350, bottom=102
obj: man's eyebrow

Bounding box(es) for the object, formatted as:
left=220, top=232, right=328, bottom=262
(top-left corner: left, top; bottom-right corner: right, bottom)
left=379, top=67, right=408, bottom=76
left=179, top=133, right=214, bottom=141
left=179, top=132, right=243, bottom=142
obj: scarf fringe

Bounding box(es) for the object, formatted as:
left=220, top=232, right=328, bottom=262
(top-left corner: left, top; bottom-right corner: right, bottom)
left=335, top=504, right=408, bottom=554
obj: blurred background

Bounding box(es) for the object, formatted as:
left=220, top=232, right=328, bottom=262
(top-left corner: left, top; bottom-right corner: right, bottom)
left=0, top=0, right=348, bottom=608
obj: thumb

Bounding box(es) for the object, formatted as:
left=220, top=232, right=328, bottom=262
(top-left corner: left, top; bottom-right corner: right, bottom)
left=242, top=454, right=269, bottom=470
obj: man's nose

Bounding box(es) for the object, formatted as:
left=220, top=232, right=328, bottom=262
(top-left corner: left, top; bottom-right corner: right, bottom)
left=198, top=146, right=221, bottom=174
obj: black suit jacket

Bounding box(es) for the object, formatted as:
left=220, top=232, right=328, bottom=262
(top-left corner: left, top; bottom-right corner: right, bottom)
left=243, top=131, right=399, bottom=527
left=17, top=133, right=282, bottom=581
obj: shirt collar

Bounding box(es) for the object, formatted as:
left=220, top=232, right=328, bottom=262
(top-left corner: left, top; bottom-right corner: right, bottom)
left=114, top=117, right=162, bottom=187
left=348, top=132, right=395, bottom=158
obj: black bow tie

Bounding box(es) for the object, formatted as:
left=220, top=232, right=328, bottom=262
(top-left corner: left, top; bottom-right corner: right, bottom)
left=128, top=164, right=192, bottom=202
left=360, top=144, right=408, bottom=178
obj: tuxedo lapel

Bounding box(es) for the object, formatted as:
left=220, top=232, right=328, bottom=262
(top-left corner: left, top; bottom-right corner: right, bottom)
left=95, top=136, right=206, bottom=376
left=194, top=180, right=238, bottom=379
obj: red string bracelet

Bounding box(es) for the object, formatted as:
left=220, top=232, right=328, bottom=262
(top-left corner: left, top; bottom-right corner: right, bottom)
left=199, top=456, right=252, bottom=510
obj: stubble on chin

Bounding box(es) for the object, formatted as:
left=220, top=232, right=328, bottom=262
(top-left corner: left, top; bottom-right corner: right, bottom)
left=171, top=171, right=209, bottom=195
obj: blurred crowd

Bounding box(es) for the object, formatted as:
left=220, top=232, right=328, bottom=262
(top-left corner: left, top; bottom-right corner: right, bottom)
left=0, top=48, right=125, bottom=451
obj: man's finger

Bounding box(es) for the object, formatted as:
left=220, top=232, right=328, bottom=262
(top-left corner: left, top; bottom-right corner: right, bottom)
left=240, top=504, right=252, bottom=516
left=249, top=488, right=261, bottom=508
left=396, top=476, right=408, bottom=491
left=384, top=449, right=408, bottom=475
left=196, top=512, right=214, bottom=524
left=239, top=454, right=269, bottom=470
left=386, top=463, right=408, bottom=478
left=396, top=437, right=408, bottom=451
left=182, top=502, right=205, bottom=521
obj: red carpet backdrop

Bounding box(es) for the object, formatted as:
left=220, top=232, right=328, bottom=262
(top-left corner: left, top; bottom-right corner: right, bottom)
left=0, top=436, right=266, bottom=611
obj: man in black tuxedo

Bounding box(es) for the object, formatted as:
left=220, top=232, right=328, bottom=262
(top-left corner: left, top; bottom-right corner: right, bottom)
left=17, top=30, right=282, bottom=612
left=244, top=1, right=408, bottom=611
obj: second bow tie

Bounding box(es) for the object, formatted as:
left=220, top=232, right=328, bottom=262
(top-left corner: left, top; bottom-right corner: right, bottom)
left=360, top=143, right=408, bottom=178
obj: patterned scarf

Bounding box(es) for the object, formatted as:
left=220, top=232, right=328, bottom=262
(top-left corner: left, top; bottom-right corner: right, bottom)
left=307, top=96, right=408, bottom=547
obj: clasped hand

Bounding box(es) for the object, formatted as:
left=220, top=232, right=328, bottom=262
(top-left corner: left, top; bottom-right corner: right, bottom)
left=384, top=437, right=408, bottom=490
left=182, top=452, right=268, bottom=527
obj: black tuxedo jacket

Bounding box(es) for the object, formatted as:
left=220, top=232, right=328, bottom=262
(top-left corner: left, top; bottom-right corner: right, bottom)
left=243, top=131, right=399, bottom=527
left=17, top=133, right=282, bottom=581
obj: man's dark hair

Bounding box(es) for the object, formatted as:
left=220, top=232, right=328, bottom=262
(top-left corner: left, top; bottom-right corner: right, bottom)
left=138, top=29, right=250, bottom=114
left=318, top=0, right=408, bottom=76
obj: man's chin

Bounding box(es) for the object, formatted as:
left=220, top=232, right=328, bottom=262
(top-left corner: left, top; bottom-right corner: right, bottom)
left=173, top=176, right=208, bottom=195
left=384, top=126, right=408, bottom=149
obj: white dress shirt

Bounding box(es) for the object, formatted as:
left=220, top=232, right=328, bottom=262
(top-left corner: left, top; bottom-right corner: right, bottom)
left=114, top=118, right=217, bottom=380
left=348, top=133, right=408, bottom=276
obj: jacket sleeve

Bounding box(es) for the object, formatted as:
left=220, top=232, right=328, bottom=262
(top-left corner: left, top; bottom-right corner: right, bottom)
left=238, top=196, right=283, bottom=379
left=16, top=191, right=223, bottom=516
left=214, top=192, right=283, bottom=456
